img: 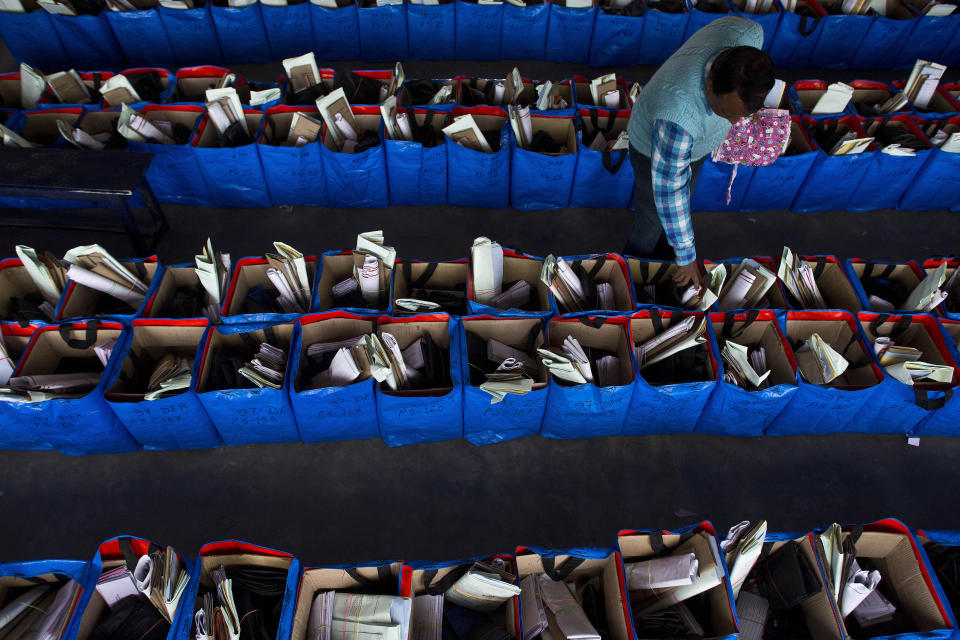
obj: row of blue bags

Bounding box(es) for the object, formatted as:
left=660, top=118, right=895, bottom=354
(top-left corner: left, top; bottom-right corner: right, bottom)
left=2, top=520, right=959, bottom=640
left=3, top=99, right=960, bottom=212
left=3, top=305, right=960, bottom=455
left=2, top=0, right=960, bottom=73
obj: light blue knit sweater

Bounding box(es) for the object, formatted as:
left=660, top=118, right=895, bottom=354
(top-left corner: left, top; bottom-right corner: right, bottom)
left=628, top=16, right=764, bottom=160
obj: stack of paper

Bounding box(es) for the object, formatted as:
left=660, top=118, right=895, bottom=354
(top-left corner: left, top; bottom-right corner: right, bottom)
left=876, top=91, right=909, bottom=114
left=721, top=341, right=771, bottom=390
left=5, top=372, right=102, bottom=400
left=45, top=69, right=91, bottom=103
left=874, top=337, right=954, bottom=386
left=286, top=112, right=323, bottom=147
left=717, top=259, right=777, bottom=311
left=57, top=119, right=111, bottom=150
left=922, top=0, right=955, bottom=14
left=538, top=336, right=596, bottom=385
left=840, top=560, right=881, bottom=618
left=624, top=554, right=698, bottom=590
left=508, top=105, right=533, bottom=149
left=795, top=333, right=848, bottom=384
left=589, top=73, right=621, bottom=108
left=777, top=247, right=827, bottom=308
left=811, top=82, right=854, bottom=115
left=331, top=593, right=411, bottom=640
left=903, top=59, right=947, bottom=110
left=144, top=354, right=193, bottom=401
left=852, top=587, right=897, bottom=627
left=442, top=115, right=493, bottom=153
left=99, top=74, right=141, bottom=106
left=519, top=575, right=547, bottom=640
left=307, top=591, right=336, bottom=640
left=205, top=87, right=250, bottom=144
left=211, top=565, right=241, bottom=640
left=94, top=339, right=116, bottom=367
left=264, top=241, right=311, bottom=313
left=380, top=95, right=414, bottom=142
left=238, top=342, right=287, bottom=389
left=19, top=63, right=46, bottom=110
left=535, top=81, right=568, bottom=111
left=445, top=561, right=522, bottom=612
left=195, top=238, right=231, bottom=322
left=587, top=129, right=629, bottom=152
left=764, top=79, right=786, bottom=107
left=410, top=594, right=443, bottom=640
left=471, top=237, right=504, bottom=305
left=541, top=255, right=586, bottom=313
left=629, top=532, right=725, bottom=615
left=15, top=244, right=67, bottom=318
left=63, top=243, right=149, bottom=308
left=536, top=575, right=601, bottom=640
left=634, top=316, right=707, bottom=370
left=723, top=521, right=766, bottom=599
left=735, top=592, right=769, bottom=640
left=828, top=131, right=874, bottom=155
left=491, top=281, right=531, bottom=310
left=681, top=264, right=726, bottom=311
left=479, top=358, right=535, bottom=404
left=318, top=87, right=366, bottom=152
left=95, top=547, right=188, bottom=623
left=283, top=52, right=322, bottom=93
left=0, top=122, right=37, bottom=148
left=309, top=337, right=375, bottom=388
left=904, top=262, right=951, bottom=312
left=819, top=523, right=844, bottom=601
left=118, top=104, right=176, bottom=145
left=353, top=231, right=396, bottom=307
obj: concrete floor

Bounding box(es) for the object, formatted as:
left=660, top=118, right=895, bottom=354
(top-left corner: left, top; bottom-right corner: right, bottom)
left=1, top=40, right=960, bottom=566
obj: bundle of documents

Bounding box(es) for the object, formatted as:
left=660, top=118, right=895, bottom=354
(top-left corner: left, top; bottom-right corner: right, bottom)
left=478, top=357, right=535, bottom=404
left=205, top=88, right=251, bottom=146
left=63, top=243, right=148, bottom=307
left=468, top=334, right=538, bottom=403
left=307, top=591, right=336, bottom=640
left=538, top=336, right=593, bottom=385
left=118, top=104, right=177, bottom=145
left=445, top=561, right=522, bottom=612
left=840, top=559, right=881, bottom=618
left=195, top=238, right=230, bottom=321
left=921, top=0, right=955, bottom=14
left=46, top=69, right=92, bottom=103
left=283, top=52, right=322, bottom=94
left=717, top=258, right=777, bottom=311
left=541, top=256, right=585, bottom=313
left=410, top=594, right=443, bottom=640
left=379, top=331, right=446, bottom=392
left=903, top=261, right=951, bottom=312
left=330, top=593, right=411, bottom=640
left=471, top=237, right=504, bottom=305
left=721, top=341, right=771, bottom=390
left=634, top=315, right=707, bottom=370
left=0, top=578, right=82, bottom=640
left=318, top=88, right=378, bottom=153
left=722, top=521, right=766, bottom=600
left=350, top=231, right=395, bottom=307
left=307, top=335, right=376, bottom=388
left=534, top=81, right=569, bottom=111
left=795, top=333, right=848, bottom=384
left=777, top=247, right=826, bottom=308
left=811, top=82, right=854, bottom=115
left=380, top=95, right=414, bottom=142
left=210, top=565, right=241, bottom=640
left=586, top=129, right=629, bottom=153
left=535, top=574, right=601, bottom=640
left=828, top=131, right=874, bottom=155
left=624, top=554, right=698, bottom=590
left=744, top=0, right=775, bottom=12
left=96, top=547, right=189, bottom=622
left=874, top=337, right=954, bottom=385
left=442, top=114, right=494, bottom=153
left=902, top=59, right=947, bottom=110
left=508, top=105, right=533, bottom=149
left=57, top=119, right=113, bottom=151
left=819, top=523, right=845, bottom=601
left=284, top=112, right=323, bottom=147
left=852, top=586, right=897, bottom=627
left=99, top=74, right=141, bottom=106
left=735, top=591, right=769, bottom=640
left=263, top=241, right=311, bottom=313
left=629, top=532, right=725, bottom=615
left=15, top=244, right=67, bottom=318
left=144, top=354, right=193, bottom=401
left=94, top=338, right=116, bottom=367
left=519, top=575, right=547, bottom=640
left=928, top=126, right=960, bottom=153
left=4, top=372, right=102, bottom=400
left=589, top=73, right=621, bottom=108
left=875, top=91, right=910, bottom=115
left=238, top=342, right=287, bottom=389
left=491, top=281, right=532, bottom=311
left=681, top=264, right=725, bottom=311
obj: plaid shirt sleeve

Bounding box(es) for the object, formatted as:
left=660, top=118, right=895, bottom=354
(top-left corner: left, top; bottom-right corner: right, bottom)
left=651, top=119, right=697, bottom=265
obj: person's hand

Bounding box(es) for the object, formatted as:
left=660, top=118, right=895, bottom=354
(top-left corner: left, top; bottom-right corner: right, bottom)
left=672, top=262, right=702, bottom=290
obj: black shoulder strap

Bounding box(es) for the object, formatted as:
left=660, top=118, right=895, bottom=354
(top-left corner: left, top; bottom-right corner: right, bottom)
left=542, top=555, right=585, bottom=582
left=411, top=263, right=439, bottom=290
left=871, top=314, right=912, bottom=340
left=526, top=321, right=543, bottom=353
left=797, top=12, right=821, bottom=36
left=722, top=309, right=760, bottom=341
left=59, top=320, right=99, bottom=350
left=347, top=564, right=394, bottom=588
left=813, top=256, right=827, bottom=280
left=649, top=532, right=667, bottom=556
left=648, top=262, right=671, bottom=285
left=650, top=308, right=665, bottom=334
left=578, top=316, right=605, bottom=329
left=422, top=564, right=471, bottom=595
left=603, top=148, right=627, bottom=175
left=263, top=325, right=277, bottom=344
left=914, top=387, right=953, bottom=411
left=863, top=262, right=896, bottom=280
left=586, top=256, right=606, bottom=280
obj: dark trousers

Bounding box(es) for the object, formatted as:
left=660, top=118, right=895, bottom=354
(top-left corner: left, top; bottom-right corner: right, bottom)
left=624, top=145, right=705, bottom=260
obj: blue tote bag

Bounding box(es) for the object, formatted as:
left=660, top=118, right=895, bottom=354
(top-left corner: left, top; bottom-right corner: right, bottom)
left=358, top=1, right=409, bottom=61
left=848, top=115, right=932, bottom=211
left=683, top=0, right=733, bottom=42
left=126, top=104, right=210, bottom=206
left=7, top=320, right=142, bottom=455
left=541, top=314, right=635, bottom=439
left=446, top=106, right=511, bottom=209
left=406, top=1, right=455, bottom=59
left=258, top=106, right=327, bottom=207
left=808, top=4, right=872, bottom=69
left=894, top=11, right=957, bottom=68
left=220, top=255, right=317, bottom=325
left=210, top=2, right=271, bottom=62
left=465, top=249, right=558, bottom=318
left=570, top=109, right=634, bottom=209
left=261, top=0, right=313, bottom=60
left=623, top=308, right=721, bottom=435
left=54, top=255, right=161, bottom=324
left=102, top=318, right=222, bottom=450
left=310, top=1, right=361, bottom=59
left=455, top=0, right=503, bottom=59
left=0, top=9, right=69, bottom=70
left=767, top=0, right=824, bottom=67
left=729, top=0, right=780, bottom=51
left=376, top=314, right=464, bottom=447
left=321, top=108, right=389, bottom=208
left=919, top=317, right=960, bottom=436
left=740, top=116, right=817, bottom=211
left=313, top=250, right=395, bottom=316
left=50, top=12, right=125, bottom=68
left=691, top=157, right=755, bottom=212
left=842, top=258, right=926, bottom=311
left=900, top=116, right=960, bottom=211
left=588, top=5, right=644, bottom=66
left=792, top=116, right=877, bottom=212
left=545, top=2, right=598, bottom=62
left=695, top=310, right=800, bottom=436
left=193, top=108, right=272, bottom=208
left=158, top=4, right=223, bottom=66
left=0, top=322, right=49, bottom=451
left=385, top=108, right=448, bottom=206
left=500, top=0, right=549, bottom=58
left=767, top=310, right=885, bottom=435
left=0, top=558, right=94, bottom=623
left=460, top=315, right=548, bottom=445
left=510, top=114, right=578, bottom=210
left=194, top=322, right=301, bottom=446
left=851, top=6, right=918, bottom=69
left=106, top=8, right=177, bottom=68
left=289, top=313, right=380, bottom=443
left=637, top=1, right=688, bottom=64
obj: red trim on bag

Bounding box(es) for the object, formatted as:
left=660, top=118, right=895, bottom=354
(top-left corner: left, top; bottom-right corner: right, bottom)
left=0, top=258, right=23, bottom=271
left=133, top=318, right=208, bottom=328
left=451, top=105, right=508, bottom=119
left=1, top=322, right=38, bottom=339
left=857, top=312, right=960, bottom=384
left=300, top=311, right=377, bottom=325
left=353, top=69, right=393, bottom=81
left=122, top=68, right=170, bottom=79
left=850, top=258, right=926, bottom=281
left=794, top=79, right=828, bottom=92
left=849, top=79, right=893, bottom=92
left=25, top=107, right=84, bottom=117
left=14, top=321, right=122, bottom=376
left=399, top=565, right=413, bottom=598
left=378, top=314, right=452, bottom=327
left=0, top=72, right=21, bottom=82
left=176, top=66, right=233, bottom=80
left=143, top=103, right=204, bottom=114
left=199, top=540, right=293, bottom=558
left=99, top=536, right=151, bottom=559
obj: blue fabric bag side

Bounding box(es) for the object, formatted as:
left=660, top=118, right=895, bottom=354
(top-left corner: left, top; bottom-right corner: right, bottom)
left=570, top=109, right=634, bottom=209
left=792, top=118, right=877, bottom=212
left=683, top=0, right=733, bottom=42
left=767, top=0, right=824, bottom=68
left=127, top=105, right=210, bottom=206
left=766, top=310, right=884, bottom=435
left=740, top=116, right=817, bottom=211
left=0, top=322, right=51, bottom=451
left=588, top=7, right=643, bottom=66
left=310, top=2, right=361, bottom=59
left=321, top=110, right=389, bottom=209
left=940, top=27, right=960, bottom=65
left=899, top=116, right=960, bottom=211
left=690, top=157, right=755, bottom=212
left=446, top=109, right=511, bottom=209
left=385, top=109, right=448, bottom=206
left=622, top=308, right=721, bottom=435
left=455, top=0, right=503, bottom=59
left=193, top=109, right=272, bottom=209
left=846, top=312, right=960, bottom=436
left=376, top=315, right=463, bottom=447
left=194, top=322, right=301, bottom=446
left=261, top=1, right=313, bottom=61
left=851, top=7, right=918, bottom=69
left=500, top=1, right=549, bottom=58
left=848, top=117, right=932, bottom=211
left=729, top=1, right=780, bottom=51
left=8, top=321, right=142, bottom=455
left=210, top=2, right=271, bottom=63
left=510, top=116, right=577, bottom=210
left=911, top=529, right=960, bottom=637
left=406, top=2, right=455, bottom=60
left=50, top=12, right=125, bottom=69
left=158, top=5, right=223, bottom=66
left=102, top=319, right=222, bottom=451
left=258, top=108, right=327, bottom=208
left=545, top=3, right=598, bottom=62
left=636, top=4, right=689, bottom=64
left=541, top=314, right=635, bottom=439
left=105, top=9, right=177, bottom=68
left=2, top=558, right=95, bottom=640
left=695, top=310, right=799, bottom=436
left=0, top=10, right=69, bottom=70
left=918, top=318, right=960, bottom=436
left=894, top=13, right=957, bottom=68
left=289, top=313, right=380, bottom=443
left=808, top=9, right=872, bottom=69
left=358, top=2, right=409, bottom=61
left=460, top=315, right=548, bottom=446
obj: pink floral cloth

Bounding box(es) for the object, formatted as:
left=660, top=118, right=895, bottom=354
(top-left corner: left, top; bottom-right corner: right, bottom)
left=711, top=108, right=792, bottom=204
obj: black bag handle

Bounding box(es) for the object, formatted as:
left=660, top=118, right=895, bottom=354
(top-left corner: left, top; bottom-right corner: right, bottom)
left=722, top=309, right=760, bottom=341
left=871, top=314, right=912, bottom=340
left=58, top=320, right=99, bottom=350
left=526, top=321, right=543, bottom=353
left=586, top=256, right=607, bottom=280
left=422, top=564, right=472, bottom=595
left=650, top=308, right=665, bottom=334
left=263, top=325, right=277, bottom=345
left=914, top=386, right=953, bottom=410
left=602, top=148, right=627, bottom=175
left=346, top=564, right=394, bottom=588
left=797, top=12, right=821, bottom=36
left=812, top=256, right=827, bottom=280
left=578, top=316, right=606, bottom=329
left=648, top=262, right=671, bottom=286
left=649, top=532, right=667, bottom=556
left=863, top=262, right=896, bottom=280
left=411, top=262, right=440, bottom=290
left=117, top=537, right=163, bottom=572
left=542, top=555, right=585, bottom=582
left=238, top=331, right=261, bottom=351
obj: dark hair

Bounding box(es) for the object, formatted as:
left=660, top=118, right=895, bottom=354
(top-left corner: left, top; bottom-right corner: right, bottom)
left=709, top=46, right=775, bottom=113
